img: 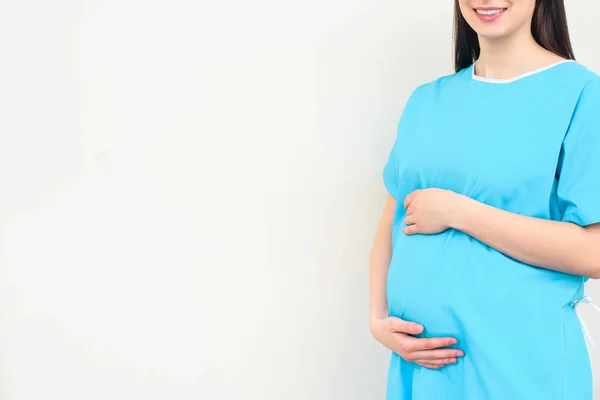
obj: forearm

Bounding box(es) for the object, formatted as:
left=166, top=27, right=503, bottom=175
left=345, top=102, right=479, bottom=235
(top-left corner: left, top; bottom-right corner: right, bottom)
left=370, top=240, right=391, bottom=322
left=370, top=197, right=396, bottom=322
left=451, top=196, right=600, bottom=278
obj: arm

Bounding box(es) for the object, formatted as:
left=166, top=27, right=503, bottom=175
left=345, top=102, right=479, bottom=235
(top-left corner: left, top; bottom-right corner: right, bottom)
left=369, top=194, right=396, bottom=323
left=453, top=195, right=600, bottom=278
left=369, top=194, right=464, bottom=369
left=403, top=189, right=600, bottom=278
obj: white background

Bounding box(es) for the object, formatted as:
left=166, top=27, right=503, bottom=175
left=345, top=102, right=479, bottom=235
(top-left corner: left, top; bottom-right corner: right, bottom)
left=0, top=0, right=599, bottom=399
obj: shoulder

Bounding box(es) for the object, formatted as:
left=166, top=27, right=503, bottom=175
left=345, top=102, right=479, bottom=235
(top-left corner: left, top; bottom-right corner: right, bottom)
left=562, top=60, right=599, bottom=79
left=563, top=63, right=600, bottom=141
left=406, top=67, right=469, bottom=103
left=557, top=61, right=600, bottom=91
left=579, top=69, right=600, bottom=95
left=560, top=62, right=600, bottom=110
left=578, top=75, right=600, bottom=108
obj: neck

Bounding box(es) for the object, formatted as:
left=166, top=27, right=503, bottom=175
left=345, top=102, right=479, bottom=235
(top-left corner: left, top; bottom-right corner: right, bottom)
left=475, top=25, right=554, bottom=79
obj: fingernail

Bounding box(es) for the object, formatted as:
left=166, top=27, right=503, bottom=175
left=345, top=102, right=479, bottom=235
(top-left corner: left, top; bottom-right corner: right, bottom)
left=449, top=358, right=457, bottom=363
left=412, top=324, right=423, bottom=333
left=456, top=351, right=464, bottom=357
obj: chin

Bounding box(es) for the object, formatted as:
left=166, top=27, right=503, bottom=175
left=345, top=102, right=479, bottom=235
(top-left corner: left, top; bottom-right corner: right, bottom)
left=474, top=26, right=512, bottom=41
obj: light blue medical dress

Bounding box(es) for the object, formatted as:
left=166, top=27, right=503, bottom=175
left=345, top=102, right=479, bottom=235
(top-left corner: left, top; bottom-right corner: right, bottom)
left=383, top=60, right=600, bottom=399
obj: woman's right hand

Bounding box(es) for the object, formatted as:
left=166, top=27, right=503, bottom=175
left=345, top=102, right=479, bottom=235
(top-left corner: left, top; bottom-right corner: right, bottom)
left=370, top=316, right=464, bottom=369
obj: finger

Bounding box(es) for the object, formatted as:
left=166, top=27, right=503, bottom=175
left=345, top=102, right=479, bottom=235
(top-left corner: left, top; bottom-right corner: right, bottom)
left=404, top=214, right=416, bottom=225
left=416, top=362, right=443, bottom=369
left=401, top=336, right=458, bottom=352
left=402, top=224, right=420, bottom=235
left=413, top=358, right=457, bottom=366
left=409, top=349, right=464, bottom=360
left=403, top=194, right=410, bottom=209
left=403, top=191, right=417, bottom=209
left=388, top=318, right=424, bottom=335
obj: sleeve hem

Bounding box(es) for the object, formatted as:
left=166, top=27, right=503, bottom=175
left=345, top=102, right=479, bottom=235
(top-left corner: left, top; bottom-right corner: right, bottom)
left=383, top=170, right=398, bottom=199
left=562, top=212, right=600, bottom=227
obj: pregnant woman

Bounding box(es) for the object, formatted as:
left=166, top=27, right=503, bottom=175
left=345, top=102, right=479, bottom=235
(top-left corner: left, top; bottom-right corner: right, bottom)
left=369, top=1, right=600, bottom=399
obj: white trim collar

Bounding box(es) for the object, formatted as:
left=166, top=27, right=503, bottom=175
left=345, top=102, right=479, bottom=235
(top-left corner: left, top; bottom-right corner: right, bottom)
left=471, top=59, right=576, bottom=84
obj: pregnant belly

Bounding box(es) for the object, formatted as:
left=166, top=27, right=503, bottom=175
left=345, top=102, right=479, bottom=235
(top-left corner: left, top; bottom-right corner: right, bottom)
left=386, top=228, right=582, bottom=340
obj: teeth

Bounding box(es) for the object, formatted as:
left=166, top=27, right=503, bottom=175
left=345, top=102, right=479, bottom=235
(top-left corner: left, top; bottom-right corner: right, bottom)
left=476, top=8, right=505, bottom=15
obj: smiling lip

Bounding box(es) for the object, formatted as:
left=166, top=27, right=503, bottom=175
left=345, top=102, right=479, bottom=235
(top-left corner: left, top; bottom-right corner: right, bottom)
left=474, top=7, right=507, bottom=22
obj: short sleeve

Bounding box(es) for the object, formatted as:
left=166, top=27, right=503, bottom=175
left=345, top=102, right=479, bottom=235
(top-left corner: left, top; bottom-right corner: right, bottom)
left=383, top=134, right=400, bottom=198
left=557, top=78, right=600, bottom=226
left=382, top=86, right=423, bottom=199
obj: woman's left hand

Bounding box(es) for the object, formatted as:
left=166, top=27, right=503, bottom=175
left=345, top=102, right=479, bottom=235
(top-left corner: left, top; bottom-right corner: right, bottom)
left=402, top=188, right=466, bottom=235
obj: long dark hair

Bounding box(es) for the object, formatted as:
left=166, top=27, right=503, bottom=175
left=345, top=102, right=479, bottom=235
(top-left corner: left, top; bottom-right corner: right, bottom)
left=453, top=0, right=575, bottom=72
